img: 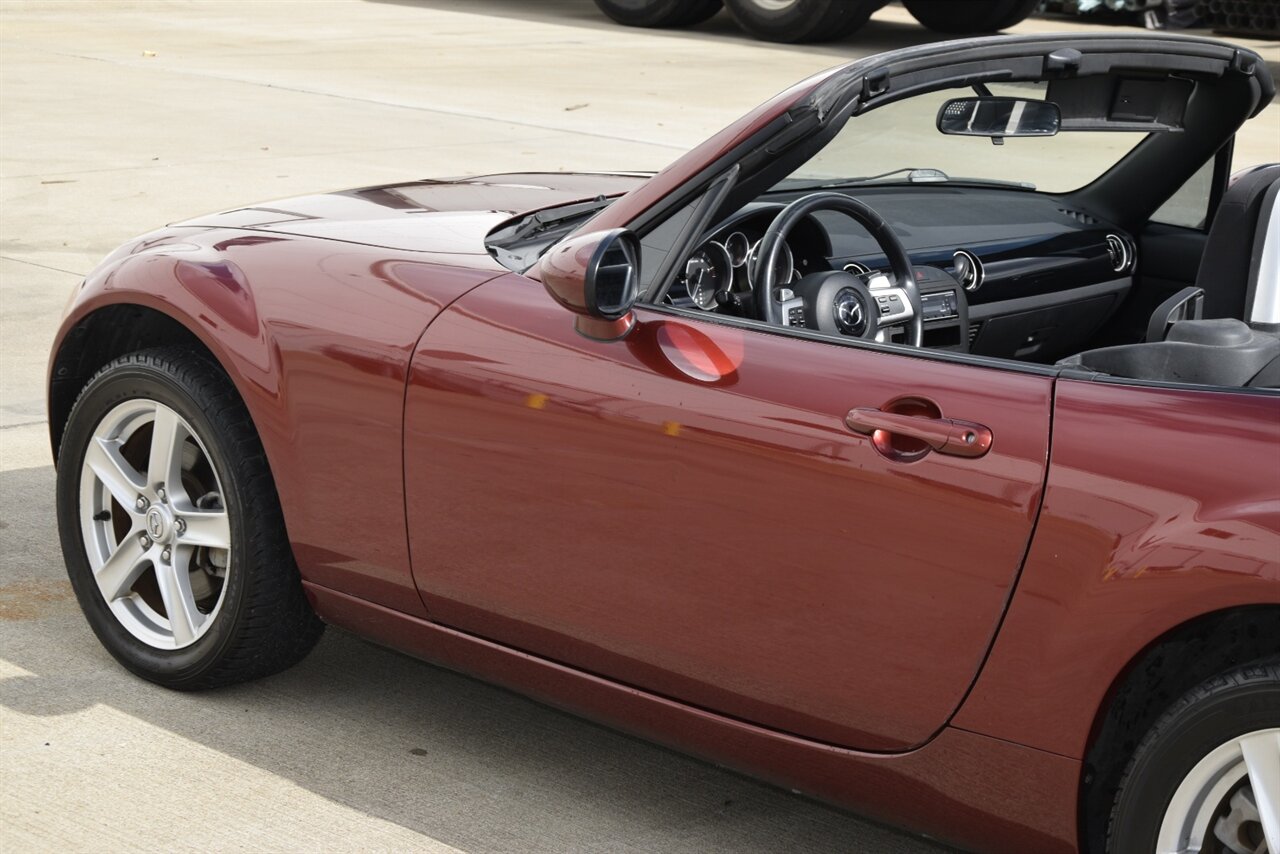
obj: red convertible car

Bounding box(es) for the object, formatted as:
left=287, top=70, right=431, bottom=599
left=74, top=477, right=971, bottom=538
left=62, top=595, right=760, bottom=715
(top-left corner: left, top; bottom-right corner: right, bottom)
left=48, top=34, right=1278, bottom=853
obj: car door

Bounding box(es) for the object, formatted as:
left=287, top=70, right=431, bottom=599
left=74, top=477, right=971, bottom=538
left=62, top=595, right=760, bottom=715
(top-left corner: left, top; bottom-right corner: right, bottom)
left=403, top=272, right=1052, bottom=752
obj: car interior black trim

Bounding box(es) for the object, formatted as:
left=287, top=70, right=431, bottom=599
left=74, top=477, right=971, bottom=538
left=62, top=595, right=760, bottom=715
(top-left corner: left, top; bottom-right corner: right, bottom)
left=648, top=165, right=740, bottom=305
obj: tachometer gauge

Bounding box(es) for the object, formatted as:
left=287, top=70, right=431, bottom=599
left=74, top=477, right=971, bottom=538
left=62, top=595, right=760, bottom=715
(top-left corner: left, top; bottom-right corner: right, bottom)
left=724, top=231, right=750, bottom=268
left=684, top=242, right=732, bottom=310
left=747, top=240, right=795, bottom=290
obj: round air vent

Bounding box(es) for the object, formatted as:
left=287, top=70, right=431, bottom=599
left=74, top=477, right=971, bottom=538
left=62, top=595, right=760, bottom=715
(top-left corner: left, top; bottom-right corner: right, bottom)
left=1105, top=234, right=1133, bottom=273
left=952, top=249, right=983, bottom=292
left=843, top=262, right=871, bottom=275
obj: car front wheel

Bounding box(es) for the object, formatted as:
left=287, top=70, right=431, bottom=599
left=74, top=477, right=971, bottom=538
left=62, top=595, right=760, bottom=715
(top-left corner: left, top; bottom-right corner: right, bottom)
left=1109, top=660, right=1279, bottom=854
left=56, top=347, right=323, bottom=689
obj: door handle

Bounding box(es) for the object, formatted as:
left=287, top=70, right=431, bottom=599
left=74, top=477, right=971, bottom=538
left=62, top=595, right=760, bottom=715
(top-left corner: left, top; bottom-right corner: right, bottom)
left=844, top=407, right=993, bottom=458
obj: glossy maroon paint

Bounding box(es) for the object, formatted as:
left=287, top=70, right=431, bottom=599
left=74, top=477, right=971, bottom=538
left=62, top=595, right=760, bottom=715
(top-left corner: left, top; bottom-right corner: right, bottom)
left=403, top=273, right=1053, bottom=751
left=954, top=379, right=1280, bottom=757
left=53, top=234, right=493, bottom=619
left=176, top=173, right=647, bottom=254
left=52, top=174, right=643, bottom=618
left=48, top=158, right=1280, bottom=853
left=539, top=229, right=605, bottom=313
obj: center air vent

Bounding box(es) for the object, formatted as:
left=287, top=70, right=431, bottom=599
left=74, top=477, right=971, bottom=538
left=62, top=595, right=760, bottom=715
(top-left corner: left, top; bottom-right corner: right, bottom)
left=952, top=249, right=984, bottom=292
left=1105, top=234, right=1134, bottom=274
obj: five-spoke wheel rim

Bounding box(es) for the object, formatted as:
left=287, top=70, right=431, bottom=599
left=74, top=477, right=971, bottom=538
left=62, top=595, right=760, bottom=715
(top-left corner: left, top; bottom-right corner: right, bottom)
left=79, top=399, right=231, bottom=650
left=1158, top=728, right=1280, bottom=854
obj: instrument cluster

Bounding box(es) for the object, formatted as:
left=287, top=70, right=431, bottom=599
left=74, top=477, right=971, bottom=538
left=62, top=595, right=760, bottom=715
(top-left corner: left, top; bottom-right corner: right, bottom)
left=675, top=230, right=799, bottom=311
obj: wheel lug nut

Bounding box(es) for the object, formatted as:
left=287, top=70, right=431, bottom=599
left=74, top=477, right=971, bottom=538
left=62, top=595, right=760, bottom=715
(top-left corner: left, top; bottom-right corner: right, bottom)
left=157, top=487, right=167, bottom=503
left=161, top=547, right=171, bottom=562
left=135, top=496, right=148, bottom=511
left=175, top=518, right=186, bottom=535
left=139, top=534, right=152, bottom=549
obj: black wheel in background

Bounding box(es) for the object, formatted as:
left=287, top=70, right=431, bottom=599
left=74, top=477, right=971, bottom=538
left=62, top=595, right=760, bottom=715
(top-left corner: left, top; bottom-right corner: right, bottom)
left=724, top=0, right=878, bottom=43
left=904, top=0, right=1038, bottom=33
left=592, top=0, right=723, bottom=28
left=991, top=0, right=1041, bottom=29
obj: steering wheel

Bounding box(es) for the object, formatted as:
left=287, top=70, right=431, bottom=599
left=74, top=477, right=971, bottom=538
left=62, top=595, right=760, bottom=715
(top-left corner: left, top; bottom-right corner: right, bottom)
left=751, top=193, right=923, bottom=347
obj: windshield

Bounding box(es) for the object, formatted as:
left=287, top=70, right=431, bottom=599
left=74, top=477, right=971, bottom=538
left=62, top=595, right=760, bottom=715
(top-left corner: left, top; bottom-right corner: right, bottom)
left=781, top=82, right=1149, bottom=194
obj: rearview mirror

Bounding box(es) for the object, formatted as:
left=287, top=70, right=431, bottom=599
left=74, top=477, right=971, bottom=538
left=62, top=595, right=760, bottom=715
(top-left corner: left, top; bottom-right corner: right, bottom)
left=937, top=97, right=1061, bottom=139
left=538, top=228, right=640, bottom=341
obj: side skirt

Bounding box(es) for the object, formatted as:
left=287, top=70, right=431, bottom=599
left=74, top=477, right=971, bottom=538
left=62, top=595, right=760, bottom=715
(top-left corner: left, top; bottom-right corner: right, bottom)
left=305, top=582, right=1080, bottom=853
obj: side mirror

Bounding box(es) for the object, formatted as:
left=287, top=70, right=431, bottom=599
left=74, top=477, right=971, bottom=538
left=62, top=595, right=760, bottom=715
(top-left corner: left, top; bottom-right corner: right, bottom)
left=937, top=97, right=1061, bottom=139
left=539, top=228, right=640, bottom=341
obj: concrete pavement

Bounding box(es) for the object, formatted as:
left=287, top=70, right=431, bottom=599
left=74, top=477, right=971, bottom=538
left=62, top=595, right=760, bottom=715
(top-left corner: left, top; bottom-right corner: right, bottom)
left=1, top=1, right=1276, bottom=851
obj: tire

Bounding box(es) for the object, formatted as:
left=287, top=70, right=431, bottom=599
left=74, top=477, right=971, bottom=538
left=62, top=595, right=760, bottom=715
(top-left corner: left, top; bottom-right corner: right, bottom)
left=56, top=347, right=323, bottom=689
left=1108, top=659, right=1280, bottom=854
left=724, top=0, right=877, bottom=43
left=593, top=0, right=723, bottom=28
left=904, top=0, right=1038, bottom=33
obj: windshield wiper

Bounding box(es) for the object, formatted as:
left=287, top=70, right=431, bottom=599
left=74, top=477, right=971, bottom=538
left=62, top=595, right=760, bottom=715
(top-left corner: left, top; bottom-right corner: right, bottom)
left=511, top=195, right=614, bottom=240
left=781, top=168, right=1036, bottom=191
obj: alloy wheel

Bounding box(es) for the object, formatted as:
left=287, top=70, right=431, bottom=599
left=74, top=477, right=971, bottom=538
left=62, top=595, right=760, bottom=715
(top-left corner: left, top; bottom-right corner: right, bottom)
left=78, top=398, right=231, bottom=649
left=1158, top=728, right=1280, bottom=854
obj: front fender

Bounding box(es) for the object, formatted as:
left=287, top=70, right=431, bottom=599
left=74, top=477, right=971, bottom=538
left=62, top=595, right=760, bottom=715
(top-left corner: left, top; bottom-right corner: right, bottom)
left=51, top=226, right=501, bottom=618
left=51, top=229, right=281, bottom=421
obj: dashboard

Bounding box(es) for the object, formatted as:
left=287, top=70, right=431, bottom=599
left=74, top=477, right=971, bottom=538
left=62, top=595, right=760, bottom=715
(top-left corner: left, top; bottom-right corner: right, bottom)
left=666, top=187, right=1137, bottom=364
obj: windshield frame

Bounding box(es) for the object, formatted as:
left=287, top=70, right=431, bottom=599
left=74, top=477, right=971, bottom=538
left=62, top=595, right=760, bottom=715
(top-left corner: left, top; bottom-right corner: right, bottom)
left=775, top=80, right=1154, bottom=196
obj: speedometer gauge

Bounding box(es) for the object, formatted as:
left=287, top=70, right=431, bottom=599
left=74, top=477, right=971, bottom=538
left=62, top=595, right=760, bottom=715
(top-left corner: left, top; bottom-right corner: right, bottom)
left=747, top=240, right=795, bottom=290
left=684, top=242, right=732, bottom=310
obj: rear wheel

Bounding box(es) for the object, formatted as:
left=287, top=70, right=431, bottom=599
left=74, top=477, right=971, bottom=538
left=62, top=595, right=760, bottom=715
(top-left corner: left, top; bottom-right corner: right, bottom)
left=56, top=347, right=323, bottom=689
left=592, top=0, right=723, bottom=28
left=1108, top=660, right=1280, bottom=854
left=724, top=0, right=877, bottom=43
left=904, top=0, right=1039, bottom=33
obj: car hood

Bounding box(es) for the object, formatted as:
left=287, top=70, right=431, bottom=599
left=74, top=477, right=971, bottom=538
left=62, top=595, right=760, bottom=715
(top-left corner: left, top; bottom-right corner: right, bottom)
left=174, top=172, right=650, bottom=256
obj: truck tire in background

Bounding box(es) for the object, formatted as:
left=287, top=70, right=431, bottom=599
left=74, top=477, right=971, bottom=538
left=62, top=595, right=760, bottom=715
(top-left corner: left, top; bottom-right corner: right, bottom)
left=724, top=0, right=881, bottom=43
left=904, top=0, right=1040, bottom=32
left=592, top=0, right=723, bottom=28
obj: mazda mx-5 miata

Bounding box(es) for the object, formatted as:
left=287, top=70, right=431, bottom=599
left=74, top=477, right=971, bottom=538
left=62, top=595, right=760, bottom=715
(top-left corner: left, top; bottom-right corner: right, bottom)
left=47, top=34, right=1279, bottom=853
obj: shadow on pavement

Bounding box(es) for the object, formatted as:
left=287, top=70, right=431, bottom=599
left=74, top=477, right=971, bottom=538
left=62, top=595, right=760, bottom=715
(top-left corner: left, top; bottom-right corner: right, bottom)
left=0, top=464, right=947, bottom=853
